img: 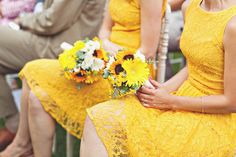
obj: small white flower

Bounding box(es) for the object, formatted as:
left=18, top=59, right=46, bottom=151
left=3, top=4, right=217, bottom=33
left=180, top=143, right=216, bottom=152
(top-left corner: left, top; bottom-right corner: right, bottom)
left=81, top=40, right=101, bottom=56
left=107, top=57, right=115, bottom=69
left=134, top=50, right=146, bottom=61
left=104, top=56, right=115, bottom=72
left=93, top=41, right=101, bottom=50
left=73, top=67, right=81, bottom=73
left=91, top=58, right=105, bottom=71
left=81, top=54, right=94, bottom=70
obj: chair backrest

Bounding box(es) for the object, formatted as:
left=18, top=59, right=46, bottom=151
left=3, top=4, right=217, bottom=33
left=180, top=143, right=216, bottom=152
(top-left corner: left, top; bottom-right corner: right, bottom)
left=157, top=4, right=171, bottom=83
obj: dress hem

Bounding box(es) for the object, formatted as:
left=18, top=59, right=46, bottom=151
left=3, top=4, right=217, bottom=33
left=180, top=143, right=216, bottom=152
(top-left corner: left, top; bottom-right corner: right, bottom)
left=19, top=70, right=83, bottom=139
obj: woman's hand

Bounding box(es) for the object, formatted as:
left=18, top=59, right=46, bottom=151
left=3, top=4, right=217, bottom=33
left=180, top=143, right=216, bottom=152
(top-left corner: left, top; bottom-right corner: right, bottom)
left=102, top=39, right=122, bottom=56
left=137, top=79, right=174, bottom=110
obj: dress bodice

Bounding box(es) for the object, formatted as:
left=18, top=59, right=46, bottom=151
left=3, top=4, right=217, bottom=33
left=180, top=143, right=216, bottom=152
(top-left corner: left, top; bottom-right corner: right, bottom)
left=179, top=0, right=236, bottom=95
left=109, top=0, right=167, bottom=49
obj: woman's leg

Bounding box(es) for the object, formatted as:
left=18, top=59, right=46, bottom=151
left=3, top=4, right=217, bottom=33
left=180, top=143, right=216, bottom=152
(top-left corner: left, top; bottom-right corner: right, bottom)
left=0, top=78, right=33, bottom=156
left=80, top=116, right=108, bottom=157
left=28, top=91, right=56, bottom=157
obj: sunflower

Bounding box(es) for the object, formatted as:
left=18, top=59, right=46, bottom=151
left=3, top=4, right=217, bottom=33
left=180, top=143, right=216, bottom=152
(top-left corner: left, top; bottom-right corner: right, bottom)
left=116, top=49, right=135, bottom=61
left=71, top=70, right=86, bottom=83
left=110, top=60, right=124, bottom=75
left=122, top=58, right=150, bottom=87
left=93, top=49, right=104, bottom=59
left=114, top=73, right=126, bottom=87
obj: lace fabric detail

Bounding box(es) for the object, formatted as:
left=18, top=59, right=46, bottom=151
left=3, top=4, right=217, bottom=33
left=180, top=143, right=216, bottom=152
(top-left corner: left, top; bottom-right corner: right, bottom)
left=87, top=0, right=236, bottom=156
left=180, top=0, right=236, bottom=95
left=19, top=59, right=111, bottom=138
left=109, top=0, right=167, bottom=49
left=87, top=94, right=236, bottom=157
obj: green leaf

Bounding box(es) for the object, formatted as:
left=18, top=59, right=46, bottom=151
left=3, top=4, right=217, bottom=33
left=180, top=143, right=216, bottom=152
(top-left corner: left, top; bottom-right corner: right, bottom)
left=76, top=51, right=85, bottom=59
left=103, top=70, right=110, bottom=79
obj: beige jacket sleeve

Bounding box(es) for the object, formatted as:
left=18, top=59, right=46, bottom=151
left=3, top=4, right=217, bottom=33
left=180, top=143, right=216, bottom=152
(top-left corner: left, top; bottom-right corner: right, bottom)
left=19, top=0, right=87, bottom=35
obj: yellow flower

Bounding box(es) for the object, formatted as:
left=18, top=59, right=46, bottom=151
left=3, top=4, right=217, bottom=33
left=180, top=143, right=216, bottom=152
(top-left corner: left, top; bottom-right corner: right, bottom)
left=58, top=52, right=76, bottom=70
left=64, top=72, right=72, bottom=80
left=110, top=60, right=124, bottom=75
left=85, top=73, right=99, bottom=84
left=74, top=40, right=85, bottom=50
left=116, top=49, right=135, bottom=61
left=93, top=37, right=100, bottom=42
left=115, top=74, right=126, bottom=87
left=122, top=58, right=150, bottom=87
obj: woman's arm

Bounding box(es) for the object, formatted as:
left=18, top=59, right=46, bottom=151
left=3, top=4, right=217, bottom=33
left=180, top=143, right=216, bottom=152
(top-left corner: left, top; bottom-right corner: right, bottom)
left=138, top=17, right=236, bottom=114
left=98, top=2, right=113, bottom=41
left=139, top=0, right=163, bottom=59
left=169, top=0, right=185, bottom=11
left=98, top=1, right=122, bottom=55
left=161, top=66, right=188, bottom=93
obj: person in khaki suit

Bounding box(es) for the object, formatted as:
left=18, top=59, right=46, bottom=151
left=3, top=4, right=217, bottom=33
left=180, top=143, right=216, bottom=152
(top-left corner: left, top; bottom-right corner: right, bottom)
left=0, top=0, right=106, bottom=151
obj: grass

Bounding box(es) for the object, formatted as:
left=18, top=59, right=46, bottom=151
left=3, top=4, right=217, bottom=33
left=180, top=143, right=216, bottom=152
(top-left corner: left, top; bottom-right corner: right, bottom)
left=52, top=124, right=81, bottom=157
left=0, top=119, right=4, bottom=128
left=0, top=52, right=184, bottom=157
left=169, top=51, right=185, bottom=74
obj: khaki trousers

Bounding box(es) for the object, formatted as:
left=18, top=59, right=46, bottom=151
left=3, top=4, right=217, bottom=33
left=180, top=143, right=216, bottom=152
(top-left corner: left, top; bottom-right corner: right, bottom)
left=0, top=26, right=55, bottom=133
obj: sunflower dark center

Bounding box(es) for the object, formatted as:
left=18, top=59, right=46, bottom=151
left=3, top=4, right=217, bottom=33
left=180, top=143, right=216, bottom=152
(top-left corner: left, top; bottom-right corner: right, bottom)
left=76, top=72, right=84, bottom=77
left=115, top=64, right=124, bottom=75
left=123, top=54, right=134, bottom=60
left=93, top=50, right=98, bottom=57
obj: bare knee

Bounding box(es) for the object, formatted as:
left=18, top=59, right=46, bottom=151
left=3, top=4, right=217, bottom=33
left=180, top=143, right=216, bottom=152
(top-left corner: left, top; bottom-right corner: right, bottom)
left=84, top=116, right=95, bottom=134
left=28, top=91, right=45, bottom=116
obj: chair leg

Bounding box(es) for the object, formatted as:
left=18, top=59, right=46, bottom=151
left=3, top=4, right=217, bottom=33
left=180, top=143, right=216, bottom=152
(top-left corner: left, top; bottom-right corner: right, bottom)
left=52, top=134, right=57, bottom=153
left=66, top=132, right=74, bottom=157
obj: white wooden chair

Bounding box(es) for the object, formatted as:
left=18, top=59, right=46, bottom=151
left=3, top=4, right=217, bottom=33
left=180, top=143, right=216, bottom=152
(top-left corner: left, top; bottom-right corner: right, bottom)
left=65, top=3, right=171, bottom=157
left=157, top=4, right=171, bottom=83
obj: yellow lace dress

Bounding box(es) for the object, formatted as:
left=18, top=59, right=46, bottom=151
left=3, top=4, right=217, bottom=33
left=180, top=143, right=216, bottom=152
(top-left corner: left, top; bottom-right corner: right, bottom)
left=87, top=0, right=236, bottom=156
left=19, top=0, right=166, bottom=139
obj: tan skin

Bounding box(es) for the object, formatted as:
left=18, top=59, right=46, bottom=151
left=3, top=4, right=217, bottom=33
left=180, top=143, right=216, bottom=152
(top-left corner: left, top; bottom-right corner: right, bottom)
left=137, top=0, right=236, bottom=114
left=169, top=0, right=185, bottom=11
left=80, top=0, right=163, bottom=157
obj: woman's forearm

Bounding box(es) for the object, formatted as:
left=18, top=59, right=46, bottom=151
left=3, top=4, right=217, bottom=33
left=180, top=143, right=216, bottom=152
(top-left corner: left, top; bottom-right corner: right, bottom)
left=98, top=29, right=111, bottom=41
left=171, top=94, right=236, bottom=114
left=139, top=0, right=163, bottom=59
left=162, top=66, right=188, bottom=93
left=98, top=1, right=113, bottom=40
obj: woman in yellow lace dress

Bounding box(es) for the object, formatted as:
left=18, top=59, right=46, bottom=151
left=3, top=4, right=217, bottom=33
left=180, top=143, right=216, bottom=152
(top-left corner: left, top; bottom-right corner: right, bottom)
left=0, top=0, right=166, bottom=156
left=81, top=0, right=236, bottom=156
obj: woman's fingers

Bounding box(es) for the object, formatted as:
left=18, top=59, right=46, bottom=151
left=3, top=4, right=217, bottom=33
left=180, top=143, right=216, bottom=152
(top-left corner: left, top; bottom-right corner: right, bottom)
left=137, top=91, right=153, bottom=101
left=149, top=79, right=161, bottom=88
left=138, top=86, right=155, bottom=95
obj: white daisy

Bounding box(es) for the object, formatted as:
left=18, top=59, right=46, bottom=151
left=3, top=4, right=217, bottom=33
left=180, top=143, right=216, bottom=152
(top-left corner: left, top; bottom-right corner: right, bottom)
left=134, top=50, right=146, bottom=61
left=81, top=54, right=94, bottom=70
left=91, top=58, right=105, bottom=71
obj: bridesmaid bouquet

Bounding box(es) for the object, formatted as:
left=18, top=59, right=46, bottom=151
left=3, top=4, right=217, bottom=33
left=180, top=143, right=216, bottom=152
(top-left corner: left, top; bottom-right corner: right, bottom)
left=59, top=38, right=108, bottom=87
left=103, top=49, right=150, bottom=98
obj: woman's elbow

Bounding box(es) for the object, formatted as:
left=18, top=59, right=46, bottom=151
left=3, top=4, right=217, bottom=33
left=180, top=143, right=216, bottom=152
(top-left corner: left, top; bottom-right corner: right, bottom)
left=224, top=98, right=236, bottom=113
